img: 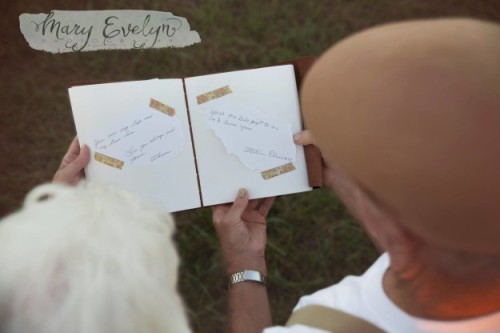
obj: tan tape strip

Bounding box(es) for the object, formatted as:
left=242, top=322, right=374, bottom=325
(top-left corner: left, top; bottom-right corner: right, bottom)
left=261, top=162, right=296, bottom=180
left=197, top=85, right=232, bottom=104
left=94, top=152, right=124, bottom=170
left=149, top=98, right=176, bottom=116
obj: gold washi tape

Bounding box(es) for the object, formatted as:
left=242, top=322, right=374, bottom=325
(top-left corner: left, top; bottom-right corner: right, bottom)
left=261, top=162, right=296, bottom=180
left=197, top=85, right=232, bottom=104
left=149, top=98, right=176, bottom=116
left=94, top=152, right=124, bottom=170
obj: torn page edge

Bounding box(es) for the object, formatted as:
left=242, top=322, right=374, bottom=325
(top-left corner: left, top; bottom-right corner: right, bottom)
left=149, top=98, right=176, bottom=116
left=261, top=162, right=296, bottom=180
left=196, top=85, right=232, bottom=104
left=94, top=152, right=124, bottom=170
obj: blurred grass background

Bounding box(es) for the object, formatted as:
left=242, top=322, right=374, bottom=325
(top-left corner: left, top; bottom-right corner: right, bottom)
left=1, top=1, right=499, bottom=332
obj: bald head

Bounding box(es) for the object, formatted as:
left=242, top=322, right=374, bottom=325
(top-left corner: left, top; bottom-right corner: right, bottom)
left=302, top=19, right=500, bottom=253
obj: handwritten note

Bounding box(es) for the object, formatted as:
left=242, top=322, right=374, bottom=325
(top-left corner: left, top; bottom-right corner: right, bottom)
left=88, top=106, right=185, bottom=168
left=204, top=97, right=296, bottom=171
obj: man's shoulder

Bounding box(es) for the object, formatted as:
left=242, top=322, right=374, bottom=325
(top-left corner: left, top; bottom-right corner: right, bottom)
left=263, top=324, right=329, bottom=333
left=263, top=254, right=389, bottom=333
left=294, top=253, right=388, bottom=312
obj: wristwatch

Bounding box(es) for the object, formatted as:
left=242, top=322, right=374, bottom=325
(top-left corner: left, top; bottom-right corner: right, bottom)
left=229, top=270, right=266, bottom=288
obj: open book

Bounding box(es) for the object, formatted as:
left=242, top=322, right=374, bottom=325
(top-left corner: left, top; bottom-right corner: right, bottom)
left=68, top=59, right=322, bottom=212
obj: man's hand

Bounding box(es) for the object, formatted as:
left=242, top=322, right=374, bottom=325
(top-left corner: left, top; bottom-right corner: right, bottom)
left=53, top=136, right=90, bottom=186
left=294, top=130, right=363, bottom=220
left=294, top=130, right=336, bottom=188
left=212, top=189, right=275, bottom=275
left=213, top=189, right=274, bottom=333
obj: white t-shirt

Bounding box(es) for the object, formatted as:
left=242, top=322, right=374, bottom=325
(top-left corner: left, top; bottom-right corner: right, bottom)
left=264, top=253, right=500, bottom=333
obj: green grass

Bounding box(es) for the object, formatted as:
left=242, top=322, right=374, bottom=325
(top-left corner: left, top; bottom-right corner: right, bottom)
left=2, top=0, right=500, bottom=332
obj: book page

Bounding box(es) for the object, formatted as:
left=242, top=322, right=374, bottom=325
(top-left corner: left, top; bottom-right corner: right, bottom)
left=185, top=65, right=312, bottom=206
left=69, top=79, right=201, bottom=212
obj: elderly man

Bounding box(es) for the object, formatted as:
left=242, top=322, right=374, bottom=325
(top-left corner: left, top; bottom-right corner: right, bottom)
left=212, top=19, right=500, bottom=332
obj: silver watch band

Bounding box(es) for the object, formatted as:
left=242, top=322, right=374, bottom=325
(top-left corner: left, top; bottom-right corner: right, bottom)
left=229, top=270, right=266, bottom=287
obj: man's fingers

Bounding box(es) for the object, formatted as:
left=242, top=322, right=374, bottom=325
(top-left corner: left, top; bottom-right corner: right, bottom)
left=248, top=199, right=259, bottom=210
left=293, top=130, right=315, bottom=146
left=212, top=204, right=231, bottom=224
left=224, top=188, right=250, bottom=223
left=258, top=197, right=275, bottom=216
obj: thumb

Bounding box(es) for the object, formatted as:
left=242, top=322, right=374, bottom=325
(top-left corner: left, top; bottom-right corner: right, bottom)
left=64, top=145, right=91, bottom=175
left=74, top=144, right=91, bottom=168
left=224, top=188, right=249, bottom=223
left=293, top=130, right=315, bottom=146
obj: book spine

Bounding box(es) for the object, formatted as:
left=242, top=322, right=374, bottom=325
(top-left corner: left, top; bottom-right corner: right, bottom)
left=182, top=78, right=205, bottom=207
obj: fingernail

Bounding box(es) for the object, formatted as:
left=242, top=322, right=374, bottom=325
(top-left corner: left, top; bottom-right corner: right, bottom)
left=293, top=133, right=301, bottom=143
left=237, top=188, right=247, bottom=198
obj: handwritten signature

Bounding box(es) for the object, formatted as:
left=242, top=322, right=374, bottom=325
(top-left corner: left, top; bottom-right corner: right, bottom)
left=151, top=151, right=171, bottom=162
left=243, top=146, right=265, bottom=156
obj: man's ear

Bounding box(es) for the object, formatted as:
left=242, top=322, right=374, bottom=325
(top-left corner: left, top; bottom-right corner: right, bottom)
left=326, top=165, right=421, bottom=275
left=355, top=189, right=421, bottom=276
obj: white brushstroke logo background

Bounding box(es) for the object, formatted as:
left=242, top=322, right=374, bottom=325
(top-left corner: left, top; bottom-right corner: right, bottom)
left=19, top=10, right=201, bottom=53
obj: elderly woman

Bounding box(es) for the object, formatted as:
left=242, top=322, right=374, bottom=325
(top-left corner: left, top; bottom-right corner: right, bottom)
left=0, top=138, right=191, bottom=333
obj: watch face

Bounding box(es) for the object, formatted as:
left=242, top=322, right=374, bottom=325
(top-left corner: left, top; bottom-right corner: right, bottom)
left=230, top=270, right=266, bottom=287
left=242, top=270, right=262, bottom=281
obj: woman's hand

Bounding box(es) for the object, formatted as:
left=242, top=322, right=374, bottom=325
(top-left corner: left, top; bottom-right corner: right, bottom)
left=53, top=136, right=90, bottom=186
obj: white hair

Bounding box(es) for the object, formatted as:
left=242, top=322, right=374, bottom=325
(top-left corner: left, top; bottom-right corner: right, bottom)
left=0, top=182, right=191, bottom=333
